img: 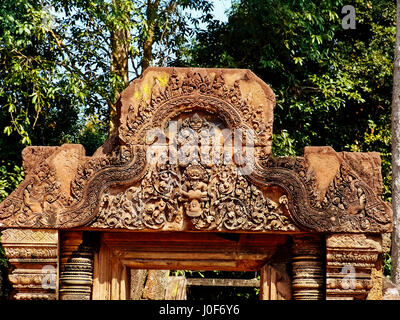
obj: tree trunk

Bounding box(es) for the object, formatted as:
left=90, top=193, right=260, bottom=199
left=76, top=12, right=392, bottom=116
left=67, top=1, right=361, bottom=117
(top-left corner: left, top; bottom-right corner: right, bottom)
left=391, top=0, right=400, bottom=286
left=111, top=28, right=129, bottom=87
left=109, top=0, right=130, bottom=135
left=142, top=0, right=161, bottom=72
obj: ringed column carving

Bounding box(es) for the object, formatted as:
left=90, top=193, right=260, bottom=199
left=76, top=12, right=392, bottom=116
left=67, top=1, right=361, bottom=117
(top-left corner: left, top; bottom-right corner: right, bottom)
left=291, top=235, right=324, bottom=300
left=326, top=234, right=382, bottom=300
left=59, top=232, right=96, bottom=300
left=1, top=229, right=58, bottom=300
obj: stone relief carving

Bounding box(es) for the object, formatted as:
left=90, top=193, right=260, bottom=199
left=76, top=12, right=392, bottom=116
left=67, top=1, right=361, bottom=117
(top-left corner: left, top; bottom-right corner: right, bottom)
left=92, top=163, right=295, bottom=231
left=1, top=228, right=58, bottom=243
left=325, top=234, right=382, bottom=299
left=0, top=67, right=393, bottom=303
left=0, top=67, right=392, bottom=233
left=1, top=229, right=58, bottom=300
left=119, top=68, right=274, bottom=150
left=92, top=113, right=296, bottom=231
left=0, top=162, right=65, bottom=227
left=292, top=235, right=324, bottom=300
left=255, top=154, right=392, bottom=233
left=21, top=146, right=59, bottom=176
left=60, top=242, right=94, bottom=300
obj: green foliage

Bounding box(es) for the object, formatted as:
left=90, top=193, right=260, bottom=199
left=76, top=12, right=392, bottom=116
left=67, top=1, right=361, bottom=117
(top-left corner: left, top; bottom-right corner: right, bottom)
left=0, top=0, right=215, bottom=300
left=72, top=114, right=108, bottom=156
left=0, top=234, right=9, bottom=272
left=273, top=129, right=297, bottom=156
left=0, top=0, right=396, bottom=296
left=0, top=0, right=213, bottom=149
left=383, top=252, right=392, bottom=277
left=171, top=270, right=259, bottom=299
left=182, top=271, right=260, bottom=300
left=1, top=1, right=56, bottom=145
left=0, top=0, right=212, bottom=196
left=350, top=114, right=392, bottom=201
left=0, top=164, right=24, bottom=202
left=131, top=0, right=214, bottom=71
left=0, top=229, right=11, bottom=299
left=188, top=0, right=395, bottom=201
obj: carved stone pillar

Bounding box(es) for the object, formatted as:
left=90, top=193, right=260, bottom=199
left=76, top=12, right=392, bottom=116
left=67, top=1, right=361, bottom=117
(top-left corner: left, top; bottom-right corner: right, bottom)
left=1, top=229, right=58, bottom=300
left=291, top=235, right=324, bottom=300
left=326, top=234, right=382, bottom=300
left=59, top=232, right=95, bottom=300
left=60, top=231, right=83, bottom=275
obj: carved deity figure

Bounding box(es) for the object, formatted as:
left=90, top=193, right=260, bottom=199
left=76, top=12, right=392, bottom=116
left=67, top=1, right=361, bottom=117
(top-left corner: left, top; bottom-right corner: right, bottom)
left=179, top=165, right=209, bottom=217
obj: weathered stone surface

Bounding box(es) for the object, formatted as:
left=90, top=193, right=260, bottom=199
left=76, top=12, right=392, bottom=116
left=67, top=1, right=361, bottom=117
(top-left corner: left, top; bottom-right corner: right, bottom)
left=1, top=229, right=58, bottom=300
left=291, top=235, right=324, bottom=300
left=0, top=67, right=393, bottom=301
left=91, top=112, right=296, bottom=232
left=382, top=232, right=391, bottom=253
left=165, top=276, right=187, bottom=300
left=383, top=277, right=400, bottom=300
left=117, top=67, right=275, bottom=149
left=0, top=144, right=87, bottom=228
left=326, top=234, right=382, bottom=300
left=258, top=149, right=392, bottom=233
left=129, top=269, right=148, bottom=300
left=59, top=240, right=94, bottom=300
left=340, top=152, right=383, bottom=196
left=304, top=146, right=342, bottom=202
left=367, top=254, right=383, bottom=300
left=22, top=146, right=59, bottom=176
left=141, top=270, right=169, bottom=300
left=0, top=68, right=392, bottom=234
left=260, top=263, right=292, bottom=300
left=130, top=269, right=172, bottom=300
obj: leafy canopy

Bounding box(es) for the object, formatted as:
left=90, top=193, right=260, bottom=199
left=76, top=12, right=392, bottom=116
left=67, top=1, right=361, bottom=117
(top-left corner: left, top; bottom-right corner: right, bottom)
left=187, top=0, right=395, bottom=200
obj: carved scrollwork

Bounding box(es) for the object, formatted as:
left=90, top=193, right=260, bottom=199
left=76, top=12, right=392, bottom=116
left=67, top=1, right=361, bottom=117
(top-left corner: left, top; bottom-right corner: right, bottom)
left=120, top=68, right=273, bottom=149
left=0, top=67, right=391, bottom=233
left=0, top=163, right=66, bottom=228
left=253, top=154, right=392, bottom=232
left=0, top=143, right=144, bottom=229
left=92, top=162, right=181, bottom=230
left=1, top=229, right=58, bottom=300
left=91, top=113, right=296, bottom=232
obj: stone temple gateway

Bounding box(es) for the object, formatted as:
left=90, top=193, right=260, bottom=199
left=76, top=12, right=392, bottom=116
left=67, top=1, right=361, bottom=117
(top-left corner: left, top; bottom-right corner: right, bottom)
left=0, top=67, right=392, bottom=300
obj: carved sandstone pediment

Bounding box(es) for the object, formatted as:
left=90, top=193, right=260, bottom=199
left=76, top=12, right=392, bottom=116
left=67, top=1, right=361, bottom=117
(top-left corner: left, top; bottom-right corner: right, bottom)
left=92, top=112, right=296, bottom=231
left=0, top=67, right=392, bottom=233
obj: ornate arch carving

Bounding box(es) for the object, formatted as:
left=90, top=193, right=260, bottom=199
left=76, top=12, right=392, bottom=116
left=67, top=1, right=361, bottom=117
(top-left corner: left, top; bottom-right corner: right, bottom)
left=0, top=67, right=392, bottom=233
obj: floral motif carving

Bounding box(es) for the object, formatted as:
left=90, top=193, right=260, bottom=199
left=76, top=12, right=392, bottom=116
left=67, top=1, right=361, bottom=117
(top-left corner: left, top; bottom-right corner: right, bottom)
left=69, top=144, right=133, bottom=205
left=4, top=247, right=57, bottom=259
left=0, top=67, right=392, bottom=302
left=0, top=67, right=392, bottom=233
left=21, top=146, right=59, bottom=176
left=120, top=68, right=273, bottom=149
left=1, top=229, right=58, bottom=300
left=92, top=114, right=296, bottom=231
left=0, top=163, right=65, bottom=228
left=325, top=234, right=382, bottom=299
left=255, top=154, right=392, bottom=233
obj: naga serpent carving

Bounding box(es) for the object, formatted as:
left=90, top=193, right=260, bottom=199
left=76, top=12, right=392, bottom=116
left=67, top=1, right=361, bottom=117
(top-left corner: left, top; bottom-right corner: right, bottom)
left=0, top=67, right=392, bottom=232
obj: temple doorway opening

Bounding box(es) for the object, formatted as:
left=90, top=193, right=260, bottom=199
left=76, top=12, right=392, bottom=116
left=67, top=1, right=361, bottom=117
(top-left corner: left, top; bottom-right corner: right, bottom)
left=129, top=270, right=261, bottom=300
